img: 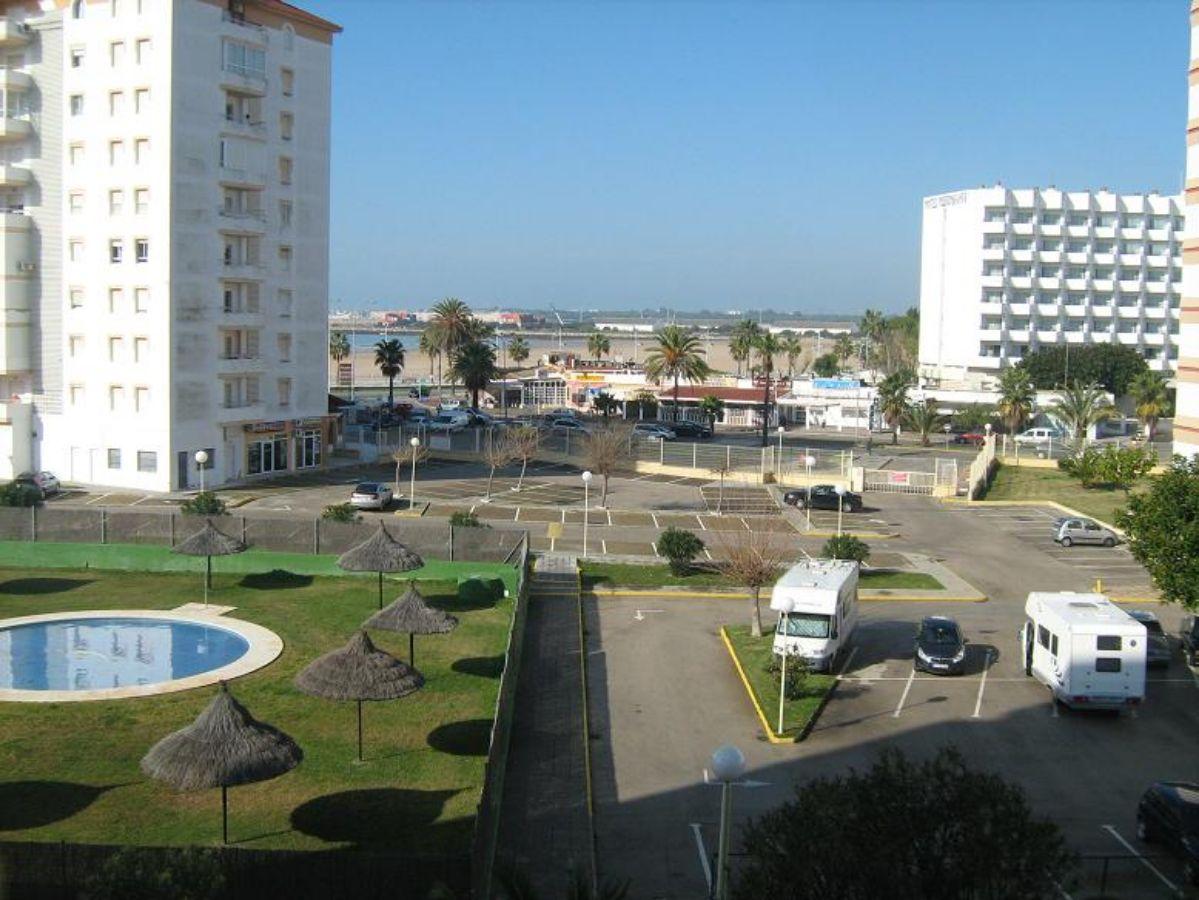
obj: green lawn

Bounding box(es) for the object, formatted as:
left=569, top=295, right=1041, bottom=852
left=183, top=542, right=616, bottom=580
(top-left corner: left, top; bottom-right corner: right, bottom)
left=982, top=463, right=1140, bottom=525
left=0, top=563, right=516, bottom=853
left=580, top=562, right=942, bottom=592
left=723, top=625, right=837, bottom=739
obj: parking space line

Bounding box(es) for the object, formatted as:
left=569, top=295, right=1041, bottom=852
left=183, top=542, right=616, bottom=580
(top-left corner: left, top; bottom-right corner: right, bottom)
left=513, top=507, right=521, bottom=522
left=651, top=513, right=660, bottom=528
left=972, top=650, right=993, bottom=718
left=606, top=510, right=612, bottom=526
left=1101, top=825, right=1178, bottom=893
left=602, top=540, right=607, bottom=555
left=689, top=823, right=712, bottom=893
left=704, top=549, right=713, bottom=561
left=85, top=492, right=111, bottom=505
left=697, top=516, right=707, bottom=531
left=893, top=669, right=915, bottom=718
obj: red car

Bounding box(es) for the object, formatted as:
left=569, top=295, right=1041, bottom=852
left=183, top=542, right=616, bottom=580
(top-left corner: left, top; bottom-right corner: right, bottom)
left=951, top=431, right=987, bottom=447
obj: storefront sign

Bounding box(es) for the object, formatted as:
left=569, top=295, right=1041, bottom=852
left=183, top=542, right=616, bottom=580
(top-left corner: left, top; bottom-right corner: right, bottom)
left=244, top=421, right=286, bottom=434
left=812, top=378, right=861, bottom=391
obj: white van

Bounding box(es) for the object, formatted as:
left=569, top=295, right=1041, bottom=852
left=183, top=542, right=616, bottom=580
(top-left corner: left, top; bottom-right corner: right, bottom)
left=1019, top=592, right=1147, bottom=711
left=770, top=559, right=859, bottom=672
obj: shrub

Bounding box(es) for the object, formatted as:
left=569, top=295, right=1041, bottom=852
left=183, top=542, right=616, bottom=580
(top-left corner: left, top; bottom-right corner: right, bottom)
left=766, top=651, right=811, bottom=699
left=83, top=846, right=225, bottom=900
left=1058, top=447, right=1103, bottom=487
left=822, top=534, right=870, bottom=563
left=0, top=481, right=40, bottom=507
left=1097, top=445, right=1155, bottom=492
left=450, top=511, right=485, bottom=528
left=180, top=490, right=226, bottom=516
left=321, top=502, right=359, bottom=523
left=657, top=526, right=705, bottom=575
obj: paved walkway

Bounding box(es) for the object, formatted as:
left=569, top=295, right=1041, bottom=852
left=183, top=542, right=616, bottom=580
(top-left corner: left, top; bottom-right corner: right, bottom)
left=495, top=554, right=594, bottom=894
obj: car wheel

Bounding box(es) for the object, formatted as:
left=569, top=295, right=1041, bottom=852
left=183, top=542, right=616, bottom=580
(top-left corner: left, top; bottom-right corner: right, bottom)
left=1103, top=536, right=1116, bottom=547
left=1136, top=816, right=1151, bottom=843
left=1060, top=537, right=1073, bottom=547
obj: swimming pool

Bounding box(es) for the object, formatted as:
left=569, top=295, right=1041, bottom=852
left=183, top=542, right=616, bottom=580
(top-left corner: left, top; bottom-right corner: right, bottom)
left=0, top=611, right=283, bottom=702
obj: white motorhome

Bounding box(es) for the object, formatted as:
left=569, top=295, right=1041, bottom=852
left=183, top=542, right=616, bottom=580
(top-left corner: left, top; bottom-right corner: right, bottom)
left=770, top=559, right=859, bottom=672
left=1019, top=592, right=1147, bottom=711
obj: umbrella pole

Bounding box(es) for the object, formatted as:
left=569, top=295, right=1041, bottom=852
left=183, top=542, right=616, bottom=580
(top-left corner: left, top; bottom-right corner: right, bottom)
left=222, top=784, right=228, bottom=845
left=203, top=557, right=210, bottom=608
left=378, top=571, right=383, bottom=610
left=409, top=633, right=415, bottom=668
left=357, top=699, right=363, bottom=762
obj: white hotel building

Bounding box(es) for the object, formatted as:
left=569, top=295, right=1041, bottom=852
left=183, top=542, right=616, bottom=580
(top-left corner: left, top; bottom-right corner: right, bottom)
left=0, top=0, right=338, bottom=491
left=919, top=187, right=1183, bottom=389
left=1178, top=1, right=1199, bottom=459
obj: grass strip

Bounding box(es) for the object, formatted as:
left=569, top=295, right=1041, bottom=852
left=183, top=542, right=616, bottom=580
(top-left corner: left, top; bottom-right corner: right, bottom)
left=723, top=625, right=837, bottom=741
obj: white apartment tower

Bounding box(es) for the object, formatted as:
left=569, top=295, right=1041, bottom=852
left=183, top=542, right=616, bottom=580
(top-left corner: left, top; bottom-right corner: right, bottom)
left=919, top=187, right=1183, bottom=389
left=0, top=0, right=338, bottom=491
left=1179, top=1, right=1199, bottom=458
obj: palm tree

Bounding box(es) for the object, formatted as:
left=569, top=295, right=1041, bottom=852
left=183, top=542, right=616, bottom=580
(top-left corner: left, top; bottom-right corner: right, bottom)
left=1128, top=370, right=1171, bottom=442
left=449, top=341, right=499, bottom=411
left=781, top=333, right=804, bottom=379
left=699, top=394, right=725, bottom=431
left=876, top=371, right=912, bottom=444
left=508, top=336, right=531, bottom=367
left=860, top=309, right=887, bottom=371
left=418, top=328, right=439, bottom=384
left=903, top=399, right=945, bottom=447
left=644, top=325, right=711, bottom=422
left=430, top=298, right=475, bottom=393
left=834, top=334, right=854, bottom=365
left=754, top=332, right=783, bottom=447
left=329, top=332, right=350, bottom=365
left=729, top=319, right=761, bottom=377
left=587, top=332, right=611, bottom=361
left=373, top=338, right=404, bottom=408
left=1051, top=383, right=1115, bottom=450
left=996, top=367, right=1035, bottom=435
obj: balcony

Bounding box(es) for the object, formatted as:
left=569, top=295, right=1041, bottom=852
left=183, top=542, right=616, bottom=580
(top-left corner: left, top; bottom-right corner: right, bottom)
left=0, top=164, right=29, bottom=188
left=217, top=355, right=265, bottom=375
left=1118, top=279, right=1143, bottom=293
left=981, top=247, right=1005, bottom=261
left=218, top=207, right=266, bottom=228
left=220, top=66, right=267, bottom=97
left=1037, top=251, right=1062, bottom=264
left=0, top=19, right=30, bottom=46
left=981, top=220, right=1006, bottom=235
left=980, top=274, right=1005, bottom=289
left=0, top=116, right=31, bottom=142
left=216, top=402, right=265, bottom=424
left=1039, top=224, right=1062, bottom=237
left=221, top=11, right=268, bottom=42
left=221, top=114, right=267, bottom=139
left=222, top=260, right=265, bottom=279
left=0, top=70, right=31, bottom=94
left=218, top=165, right=266, bottom=188
left=1092, top=306, right=1113, bottom=318
left=1036, top=277, right=1060, bottom=291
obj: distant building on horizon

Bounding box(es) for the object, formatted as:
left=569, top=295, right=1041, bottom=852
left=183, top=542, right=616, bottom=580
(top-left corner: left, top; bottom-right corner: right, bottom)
left=918, top=186, right=1182, bottom=389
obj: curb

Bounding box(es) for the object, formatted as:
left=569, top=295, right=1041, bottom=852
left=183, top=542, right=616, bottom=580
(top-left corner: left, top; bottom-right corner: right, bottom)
left=583, top=587, right=983, bottom=602
left=940, top=497, right=1126, bottom=538
left=720, top=626, right=792, bottom=745
left=801, top=530, right=897, bottom=540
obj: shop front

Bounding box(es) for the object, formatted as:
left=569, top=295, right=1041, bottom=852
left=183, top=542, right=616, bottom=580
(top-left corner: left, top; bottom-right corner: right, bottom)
left=243, top=417, right=332, bottom=478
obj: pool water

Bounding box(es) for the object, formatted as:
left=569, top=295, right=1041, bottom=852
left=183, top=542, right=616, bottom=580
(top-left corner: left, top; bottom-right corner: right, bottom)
left=0, top=618, right=250, bottom=692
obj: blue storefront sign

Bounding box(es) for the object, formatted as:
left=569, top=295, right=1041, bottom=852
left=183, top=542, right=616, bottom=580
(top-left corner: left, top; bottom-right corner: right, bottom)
left=812, top=378, right=861, bottom=391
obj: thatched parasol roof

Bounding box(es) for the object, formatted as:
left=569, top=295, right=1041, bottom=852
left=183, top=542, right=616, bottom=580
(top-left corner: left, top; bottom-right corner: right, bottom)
left=140, top=683, right=301, bottom=791
left=294, top=631, right=424, bottom=702
left=172, top=519, right=246, bottom=558
left=337, top=523, right=424, bottom=574
left=363, top=583, right=458, bottom=636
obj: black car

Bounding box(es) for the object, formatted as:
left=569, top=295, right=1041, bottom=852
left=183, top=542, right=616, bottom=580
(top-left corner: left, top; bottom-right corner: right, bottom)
left=1181, top=615, right=1199, bottom=667
left=659, top=420, right=713, bottom=439
left=1137, top=782, right=1199, bottom=884
left=1127, top=610, right=1171, bottom=669
left=782, top=484, right=863, bottom=513
left=914, top=616, right=967, bottom=675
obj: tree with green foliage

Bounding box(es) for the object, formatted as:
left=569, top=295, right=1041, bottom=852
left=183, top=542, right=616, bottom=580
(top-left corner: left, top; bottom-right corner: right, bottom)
left=1118, top=457, right=1199, bottom=608
left=1098, top=445, right=1156, bottom=493
left=657, top=527, right=705, bottom=576
left=822, top=534, right=870, bottom=563
left=449, top=340, right=498, bottom=410
left=418, top=328, right=440, bottom=382
left=1050, top=383, right=1115, bottom=450
left=329, top=331, right=350, bottom=367
left=754, top=331, right=783, bottom=447
left=833, top=334, right=854, bottom=365
left=699, top=394, right=725, bottom=430
left=1017, top=343, right=1148, bottom=395
left=180, top=491, right=227, bottom=516
left=811, top=353, right=840, bottom=378
left=953, top=403, right=994, bottom=432
left=0, top=481, right=39, bottom=507
left=997, top=366, right=1036, bottom=435
left=903, top=399, right=945, bottom=447
left=644, top=325, right=711, bottom=422
left=729, top=319, right=761, bottom=377
left=1129, top=370, right=1172, bottom=442
left=1057, top=446, right=1104, bottom=488
left=876, top=370, right=913, bottom=445
left=449, top=511, right=485, bottom=528
left=373, top=337, right=405, bottom=408
left=735, top=746, right=1074, bottom=900
left=587, top=332, right=611, bottom=360
left=84, top=846, right=226, bottom=900
left=508, top=335, right=531, bottom=367
left=781, top=333, right=805, bottom=378
left=321, top=502, right=359, bottom=523
left=592, top=391, right=619, bottom=419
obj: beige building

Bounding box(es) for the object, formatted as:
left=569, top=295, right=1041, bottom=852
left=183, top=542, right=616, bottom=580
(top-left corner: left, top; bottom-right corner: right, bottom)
left=1182, top=1, right=1199, bottom=458
left=0, top=0, right=339, bottom=490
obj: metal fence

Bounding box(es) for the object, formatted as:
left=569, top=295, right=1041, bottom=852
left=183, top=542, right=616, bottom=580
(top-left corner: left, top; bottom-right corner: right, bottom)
left=863, top=469, right=938, bottom=494
left=0, top=506, right=525, bottom=563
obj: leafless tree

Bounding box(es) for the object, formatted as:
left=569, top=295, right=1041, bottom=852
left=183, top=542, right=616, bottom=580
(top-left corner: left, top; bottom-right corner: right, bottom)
left=391, top=443, right=429, bottom=497
left=710, top=462, right=732, bottom=515
left=582, top=422, right=634, bottom=507
left=482, top=430, right=517, bottom=501
left=719, top=529, right=791, bottom=637
left=507, top=425, right=541, bottom=492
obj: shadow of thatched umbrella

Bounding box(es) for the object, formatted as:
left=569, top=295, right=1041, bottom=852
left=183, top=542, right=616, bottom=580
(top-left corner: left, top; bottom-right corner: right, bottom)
left=172, top=518, right=246, bottom=606
left=294, top=631, right=424, bottom=761
left=141, top=683, right=302, bottom=844
left=337, top=523, right=423, bottom=609
left=363, top=582, right=458, bottom=667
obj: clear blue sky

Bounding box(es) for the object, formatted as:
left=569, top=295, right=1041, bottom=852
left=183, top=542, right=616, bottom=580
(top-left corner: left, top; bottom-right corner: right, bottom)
left=304, top=0, right=1188, bottom=315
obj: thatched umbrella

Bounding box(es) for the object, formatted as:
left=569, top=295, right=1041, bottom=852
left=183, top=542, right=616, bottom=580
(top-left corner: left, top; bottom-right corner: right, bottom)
left=294, top=630, right=424, bottom=761
left=172, top=518, right=246, bottom=606
left=363, top=581, right=458, bottom=667
left=141, top=683, right=301, bottom=844
left=336, top=522, right=424, bottom=609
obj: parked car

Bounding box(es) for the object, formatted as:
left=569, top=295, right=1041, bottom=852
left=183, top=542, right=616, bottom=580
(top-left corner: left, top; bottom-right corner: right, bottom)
left=1052, top=516, right=1118, bottom=548
left=350, top=482, right=392, bottom=510
left=913, top=616, right=967, bottom=675
left=951, top=431, right=987, bottom=446
left=15, top=471, right=60, bottom=498
left=544, top=408, right=579, bottom=421
left=633, top=423, right=676, bottom=441
left=427, top=411, right=470, bottom=433
left=438, top=399, right=462, bottom=410
left=464, top=408, right=493, bottom=426
left=552, top=417, right=590, bottom=435
left=1136, top=782, right=1199, bottom=884
left=1127, top=610, right=1171, bottom=669
left=782, top=484, right=863, bottom=512
left=1015, top=427, right=1064, bottom=446
left=660, top=420, right=713, bottom=439
left=1179, top=614, right=1199, bottom=666
left=407, top=408, right=431, bottom=425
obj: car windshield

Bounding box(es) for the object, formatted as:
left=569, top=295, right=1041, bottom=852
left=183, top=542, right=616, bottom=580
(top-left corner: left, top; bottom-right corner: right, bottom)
left=1141, top=619, right=1164, bottom=636
left=354, top=483, right=377, bottom=493
left=921, top=622, right=960, bottom=645
left=778, top=613, right=831, bottom=639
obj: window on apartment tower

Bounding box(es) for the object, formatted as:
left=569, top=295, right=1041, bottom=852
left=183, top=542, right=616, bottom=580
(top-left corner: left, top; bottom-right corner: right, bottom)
left=135, top=239, right=148, bottom=263
left=137, top=451, right=157, bottom=472
left=109, top=140, right=125, bottom=165
left=135, top=189, right=148, bottom=214
left=277, top=333, right=291, bottom=361
left=68, top=191, right=83, bottom=213
left=134, top=287, right=149, bottom=313
left=279, top=199, right=292, bottom=227
left=109, top=91, right=125, bottom=116
left=277, top=289, right=292, bottom=316
left=110, top=41, right=125, bottom=66
left=69, top=94, right=84, bottom=116
left=109, top=239, right=123, bottom=263
left=135, top=386, right=149, bottom=411
left=69, top=240, right=83, bottom=263
left=107, top=449, right=121, bottom=469
left=280, top=112, right=293, bottom=141
left=69, top=288, right=84, bottom=309
left=280, top=68, right=294, bottom=96
left=134, top=336, right=148, bottom=362
left=108, top=189, right=123, bottom=214
left=278, top=157, right=292, bottom=185
left=69, top=143, right=84, bottom=165
left=68, top=335, right=83, bottom=356
left=108, top=336, right=123, bottom=361
left=108, top=385, right=125, bottom=410
left=135, top=39, right=151, bottom=65
left=107, top=288, right=123, bottom=312
left=69, top=384, right=84, bottom=405
left=277, top=378, right=291, bottom=407
left=135, top=88, right=149, bottom=113
left=70, top=47, right=85, bottom=68
left=134, top=139, right=149, bottom=164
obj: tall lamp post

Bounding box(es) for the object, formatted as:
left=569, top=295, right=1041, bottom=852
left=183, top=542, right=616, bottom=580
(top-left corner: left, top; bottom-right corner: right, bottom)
left=711, top=744, right=746, bottom=900
left=834, top=483, right=847, bottom=537
left=776, top=425, right=785, bottom=477
left=408, top=436, right=420, bottom=510
left=581, top=470, right=593, bottom=558
left=803, top=454, right=815, bottom=530
left=194, top=450, right=209, bottom=492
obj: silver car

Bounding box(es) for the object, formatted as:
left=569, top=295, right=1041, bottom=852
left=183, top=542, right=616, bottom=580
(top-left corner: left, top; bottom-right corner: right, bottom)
left=1052, top=516, right=1117, bottom=548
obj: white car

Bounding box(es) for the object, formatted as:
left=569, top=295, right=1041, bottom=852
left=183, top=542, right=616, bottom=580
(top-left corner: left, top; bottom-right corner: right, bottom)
left=427, top=412, right=470, bottom=432
left=633, top=423, right=676, bottom=441
left=438, top=399, right=462, bottom=410
left=1015, top=427, right=1064, bottom=446
left=350, top=482, right=393, bottom=510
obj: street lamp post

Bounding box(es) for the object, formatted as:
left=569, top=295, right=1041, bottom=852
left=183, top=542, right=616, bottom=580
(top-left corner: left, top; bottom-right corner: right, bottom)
left=581, top=471, right=593, bottom=558
left=803, top=454, right=816, bottom=531
left=711, top=744, right=746, bottom=900
left=776, top=425, right=785, bottom=477
left=194, top=450, right=209, bottom=493
left=408, top=436, right=420, bottom=511
left=834, top=484, right=847, bottom=537
left=943, top=422, right=952, bottom=449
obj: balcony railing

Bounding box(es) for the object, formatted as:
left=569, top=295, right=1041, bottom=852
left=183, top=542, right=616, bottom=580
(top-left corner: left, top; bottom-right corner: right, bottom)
left=219, top=206, right=266, bottom=222
left=222, top=11, right=267, bottom=38
left=223, top=115, right=266, bottom=136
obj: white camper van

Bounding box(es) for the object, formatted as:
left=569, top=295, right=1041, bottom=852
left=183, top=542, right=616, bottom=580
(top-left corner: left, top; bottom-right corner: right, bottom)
left=771, top=559, right=859, bottom=672
left=1019, top=592, right=1147, bottom=711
